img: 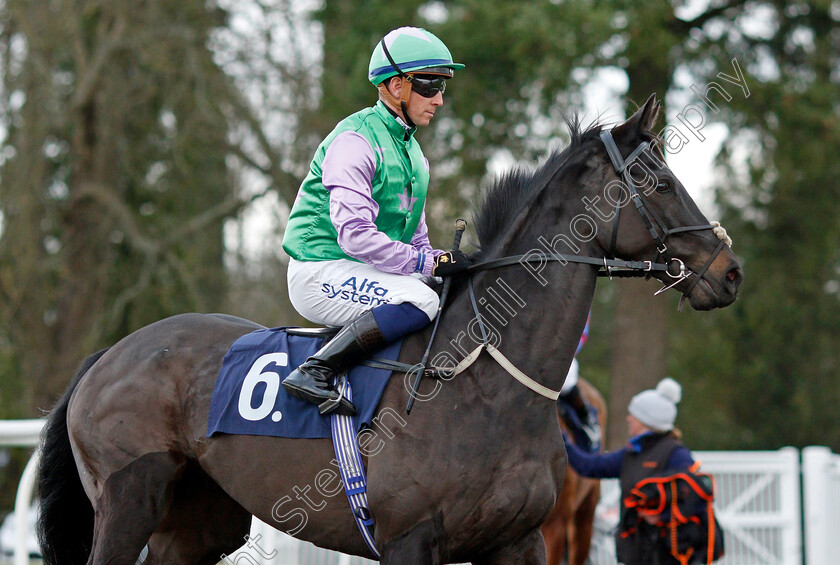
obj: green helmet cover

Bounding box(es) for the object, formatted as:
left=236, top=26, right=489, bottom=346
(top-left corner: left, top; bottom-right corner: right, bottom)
left=368, top=27, right=465, bottom=86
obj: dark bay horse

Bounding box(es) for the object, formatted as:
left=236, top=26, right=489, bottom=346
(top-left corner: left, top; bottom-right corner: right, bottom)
left=541, top=378, right=607, bottom=565
left=37, top=95, right=742, bottom=565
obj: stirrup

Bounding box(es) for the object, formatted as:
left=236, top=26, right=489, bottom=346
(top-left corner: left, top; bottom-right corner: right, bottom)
left=318, top=373, right=354, bottom=415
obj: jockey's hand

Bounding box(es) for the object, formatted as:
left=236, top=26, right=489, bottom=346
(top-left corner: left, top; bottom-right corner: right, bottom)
left=433, top=250, right=473, bottom=277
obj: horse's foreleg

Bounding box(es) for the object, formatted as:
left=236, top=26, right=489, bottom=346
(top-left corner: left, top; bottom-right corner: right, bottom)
left=472, top=529, right=547, bottom=565
left=87, top=451, right=185, bottom=565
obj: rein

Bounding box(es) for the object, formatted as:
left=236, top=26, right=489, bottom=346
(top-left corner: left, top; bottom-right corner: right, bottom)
left=391, top=128, right=733, bottom=406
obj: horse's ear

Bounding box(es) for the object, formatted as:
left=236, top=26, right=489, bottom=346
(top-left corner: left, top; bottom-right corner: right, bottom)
left=613, top=94, right=660, bottom=140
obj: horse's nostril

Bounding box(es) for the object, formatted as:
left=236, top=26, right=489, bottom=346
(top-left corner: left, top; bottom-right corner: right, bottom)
left=725, top=267, right=743, bottom=292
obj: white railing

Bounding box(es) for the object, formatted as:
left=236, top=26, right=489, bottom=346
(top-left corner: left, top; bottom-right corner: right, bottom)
left=584, top=448, right=804, bottom=565
left=695, top=448, right=802, bottom=565
left=3, top=420, right=840, bottom=565
left=588, top=478, right=621, bottom=564
left=802, top=446, right=840, bottom=565
left=0, top=419, right=45, bottom=565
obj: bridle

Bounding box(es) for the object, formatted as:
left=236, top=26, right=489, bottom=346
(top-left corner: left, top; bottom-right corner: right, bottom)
left=603, top=130, right=681, bottom=260
left=598, top=129, right=730, bottom=301
left=466, top=129, right=731, bottom=303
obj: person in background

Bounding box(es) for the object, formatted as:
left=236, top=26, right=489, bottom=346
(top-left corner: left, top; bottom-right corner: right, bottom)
left=564, top=378, right=699, bottom=565
left=280, top=27, right=470, bottom=416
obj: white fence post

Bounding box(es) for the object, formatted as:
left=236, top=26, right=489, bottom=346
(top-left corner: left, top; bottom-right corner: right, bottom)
left=14, top=449, right=40, bottom=565
left=0, top=419, right=46, bottom=565
left=802, top=446, right=840, bottom=565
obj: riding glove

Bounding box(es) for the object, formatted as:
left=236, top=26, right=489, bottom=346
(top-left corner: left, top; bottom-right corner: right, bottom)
left=433, top=250, right=472, bottom=277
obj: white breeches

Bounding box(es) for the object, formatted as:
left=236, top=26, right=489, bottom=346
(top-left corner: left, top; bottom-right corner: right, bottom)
left=287, top=258, right=440, bottom=327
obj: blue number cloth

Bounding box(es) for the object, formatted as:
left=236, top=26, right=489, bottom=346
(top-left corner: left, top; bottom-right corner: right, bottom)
left=207, top=327, right=402, bottom=439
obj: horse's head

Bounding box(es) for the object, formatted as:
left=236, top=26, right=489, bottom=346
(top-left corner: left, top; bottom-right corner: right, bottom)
left=583, top=94, right=743, bottom=310
left=474, top=94, right=742, bottom=310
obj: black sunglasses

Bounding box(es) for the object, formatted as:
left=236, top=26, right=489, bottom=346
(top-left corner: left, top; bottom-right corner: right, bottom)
left=408, top=74, right=447, bottom=98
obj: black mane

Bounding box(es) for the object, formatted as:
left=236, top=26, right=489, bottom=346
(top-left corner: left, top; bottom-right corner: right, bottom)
left=473, top=117, right=605, bottom=258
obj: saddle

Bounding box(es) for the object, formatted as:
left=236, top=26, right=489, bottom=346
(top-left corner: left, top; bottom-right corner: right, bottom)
left=285, top=326, right=340, bottom=339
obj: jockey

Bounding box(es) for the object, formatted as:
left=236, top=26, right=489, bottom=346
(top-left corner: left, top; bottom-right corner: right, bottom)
left=281, top=27, right=470, bottom=416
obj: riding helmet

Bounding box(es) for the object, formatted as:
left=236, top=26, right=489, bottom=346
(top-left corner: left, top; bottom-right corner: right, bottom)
left=368, top=27, right=464, bottom=85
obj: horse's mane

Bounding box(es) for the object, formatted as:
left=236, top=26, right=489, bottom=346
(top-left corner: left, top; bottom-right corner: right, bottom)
left=472, top=116, right=605, bottom=259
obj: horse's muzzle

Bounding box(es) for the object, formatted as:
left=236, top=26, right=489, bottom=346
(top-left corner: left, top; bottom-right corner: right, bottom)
left=686, top=260, right=743, bottom=310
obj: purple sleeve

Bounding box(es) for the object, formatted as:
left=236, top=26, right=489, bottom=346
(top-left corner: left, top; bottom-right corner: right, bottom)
left=565, top=439, right=625, bottom=479
left=666, top=446, right=695, bottom=470
left=323, top=132, right=435, bottom=275
left=410, top=211, right=443, bottom=256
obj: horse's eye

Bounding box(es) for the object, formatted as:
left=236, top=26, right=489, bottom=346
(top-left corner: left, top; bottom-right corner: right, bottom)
left=655, top=181, right=671, bottom=194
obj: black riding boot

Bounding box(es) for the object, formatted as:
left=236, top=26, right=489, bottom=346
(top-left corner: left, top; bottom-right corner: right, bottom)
left=282, top=310, right=388, bottom=416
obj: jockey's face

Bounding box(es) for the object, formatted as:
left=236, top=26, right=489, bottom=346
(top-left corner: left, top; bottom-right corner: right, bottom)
left=406, top=85, right=443, bottom=126
left=384, top=76, right=444, bottom=127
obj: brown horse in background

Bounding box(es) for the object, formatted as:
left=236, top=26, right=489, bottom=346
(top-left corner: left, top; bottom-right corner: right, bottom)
left=542, top=378, right=607, bottom=565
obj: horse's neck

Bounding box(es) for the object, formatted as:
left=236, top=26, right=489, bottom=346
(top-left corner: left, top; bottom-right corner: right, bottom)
left=444, top=258, right=598, bottom=414
left=432, top=168, right=603, bottom=421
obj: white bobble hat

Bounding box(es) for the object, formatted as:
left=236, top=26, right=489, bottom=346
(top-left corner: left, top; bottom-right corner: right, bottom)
left=628, top=378, right=682, bottom=432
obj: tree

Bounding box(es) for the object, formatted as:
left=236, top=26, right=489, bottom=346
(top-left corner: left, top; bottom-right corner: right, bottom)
left=606, top=1, right=677, bottom=450
left=0, top=0, right=318, bottom=412
left=670, top=1, right=840, bottom=449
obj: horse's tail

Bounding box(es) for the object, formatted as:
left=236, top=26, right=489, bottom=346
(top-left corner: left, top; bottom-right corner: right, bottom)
left=36, top=348, right=108, bottom=565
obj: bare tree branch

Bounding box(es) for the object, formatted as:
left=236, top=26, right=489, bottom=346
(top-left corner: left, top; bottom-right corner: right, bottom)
left=71, top=12, right=127, bottom=110
left=74, top=181, right=159, bottom=256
